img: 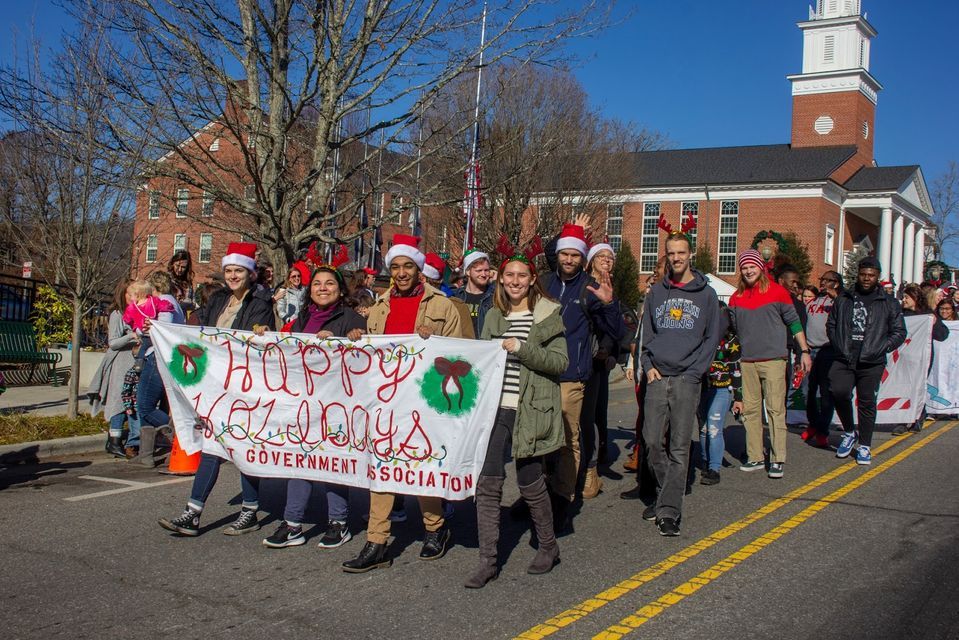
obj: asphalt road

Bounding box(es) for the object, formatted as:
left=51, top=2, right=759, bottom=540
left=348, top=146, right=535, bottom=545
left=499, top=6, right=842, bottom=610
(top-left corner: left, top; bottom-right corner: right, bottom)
left=2, top=384, right=958, bottom=640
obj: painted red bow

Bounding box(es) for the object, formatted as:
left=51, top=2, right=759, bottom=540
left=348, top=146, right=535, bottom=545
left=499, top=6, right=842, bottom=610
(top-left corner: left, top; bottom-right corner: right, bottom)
left=176, top=344, right=204, bottom=379
left=434, top=357, right=472, bottom=410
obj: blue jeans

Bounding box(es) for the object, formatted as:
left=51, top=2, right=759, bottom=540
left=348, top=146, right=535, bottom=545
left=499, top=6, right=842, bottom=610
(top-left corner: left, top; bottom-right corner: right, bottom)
left=699, top=386, right=732, bottom=472
left=283, top=479, right=350, bottom=525
left=134, top=353, right=169, bottom=448
left=187, top=453, right=260, bottom=512
left=108, top=412, right=139, bottom=439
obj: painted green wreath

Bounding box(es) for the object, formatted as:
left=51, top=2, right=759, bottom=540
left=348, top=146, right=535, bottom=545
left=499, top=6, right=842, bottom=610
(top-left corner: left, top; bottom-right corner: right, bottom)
left=419, top=356, right=480, bottom=416
left=168, top=342, right=208, bottom=386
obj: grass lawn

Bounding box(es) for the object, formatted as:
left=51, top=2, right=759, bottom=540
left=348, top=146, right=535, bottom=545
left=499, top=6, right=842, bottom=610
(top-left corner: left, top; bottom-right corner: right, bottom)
left=0, top=413, right=107, bottom=445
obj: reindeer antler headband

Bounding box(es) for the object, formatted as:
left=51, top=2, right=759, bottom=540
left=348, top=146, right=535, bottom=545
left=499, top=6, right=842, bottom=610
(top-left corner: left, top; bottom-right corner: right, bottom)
left=496, top=234, right=545, bottom=273
left=657, top=212, right=698, bottom=239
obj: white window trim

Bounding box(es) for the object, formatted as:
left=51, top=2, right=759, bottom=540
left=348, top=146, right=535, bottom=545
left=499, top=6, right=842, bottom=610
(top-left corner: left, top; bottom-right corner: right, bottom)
left=173, top=233, right=187, bottom=253
left=681, top=201, right=699, bottom=254
left=717, top=201, right=739, bottom=275
left=176, top=188, right=189, bottom=218
left=605, top=203, right=624, bottom=252
left=202, top=191, right=214, bottom=217
left=824, top=225, right=836, bottom=266
left=145, top=235, right=158, bottom=264
left=198, top=233, right=213, bottom=263
left=148, top=191, right=160, bottom=219
left=640, top=202, right=661, bottom=273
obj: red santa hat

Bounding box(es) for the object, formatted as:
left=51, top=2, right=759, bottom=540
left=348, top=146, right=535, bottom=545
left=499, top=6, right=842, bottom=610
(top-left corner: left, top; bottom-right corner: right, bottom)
left=423, top=253, right=447, bottom=281
left=555, top=224, right=589, bottom=257
left=361, top=267, right=378, bottom=276
left=384, top=234, right=425, bottom=270
left=291, top=260, right=311, bottom=283
left=587, top=242, right=615, bottom=265
left=221, top=242, right=257, bottom=272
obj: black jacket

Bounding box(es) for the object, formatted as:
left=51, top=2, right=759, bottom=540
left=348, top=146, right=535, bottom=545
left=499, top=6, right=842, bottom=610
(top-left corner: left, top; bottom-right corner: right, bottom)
left=290, top=302, right=367, bottom=336
left=827, top=288, right=906, bottom=365
left=196, top=286, right=276, bottom=331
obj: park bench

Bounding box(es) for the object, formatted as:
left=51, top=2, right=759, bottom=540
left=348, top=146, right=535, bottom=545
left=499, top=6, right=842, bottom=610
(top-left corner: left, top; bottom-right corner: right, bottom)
left=0, top=320, right=62, bottom=386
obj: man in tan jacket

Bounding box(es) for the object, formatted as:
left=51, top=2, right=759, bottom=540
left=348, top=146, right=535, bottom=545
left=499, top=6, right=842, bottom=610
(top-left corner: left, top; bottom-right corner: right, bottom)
left=343, top=235, right=463, bottom=573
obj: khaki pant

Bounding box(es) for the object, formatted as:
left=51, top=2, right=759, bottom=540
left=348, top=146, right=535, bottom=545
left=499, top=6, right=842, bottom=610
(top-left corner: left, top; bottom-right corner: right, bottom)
left=366, top=492, right=444, bottom=545
left=741, top=359, right=788, bottom=464
left=548, top=381, right=584, bottom=502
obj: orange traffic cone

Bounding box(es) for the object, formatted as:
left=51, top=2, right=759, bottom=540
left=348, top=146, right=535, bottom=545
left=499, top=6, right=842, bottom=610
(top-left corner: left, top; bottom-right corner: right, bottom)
left=160, top=433, right=200, bottom=476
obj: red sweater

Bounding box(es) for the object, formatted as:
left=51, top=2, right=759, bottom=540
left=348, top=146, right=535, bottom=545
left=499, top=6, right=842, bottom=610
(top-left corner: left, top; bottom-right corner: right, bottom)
left=384, top=294, right=423, bottom=335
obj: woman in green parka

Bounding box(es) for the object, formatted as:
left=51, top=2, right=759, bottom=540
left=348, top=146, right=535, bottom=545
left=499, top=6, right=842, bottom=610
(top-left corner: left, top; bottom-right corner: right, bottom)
left=465, top=254, right=569, bottom=589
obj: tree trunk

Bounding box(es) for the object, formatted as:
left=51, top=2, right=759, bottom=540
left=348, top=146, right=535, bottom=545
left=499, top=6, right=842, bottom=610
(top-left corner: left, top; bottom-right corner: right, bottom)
left=68, top=299, right=83, bottom=420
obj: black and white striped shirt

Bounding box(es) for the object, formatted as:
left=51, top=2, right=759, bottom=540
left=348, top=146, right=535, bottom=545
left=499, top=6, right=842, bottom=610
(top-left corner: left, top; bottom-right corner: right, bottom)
left=500, top=310, right=534, bottom=409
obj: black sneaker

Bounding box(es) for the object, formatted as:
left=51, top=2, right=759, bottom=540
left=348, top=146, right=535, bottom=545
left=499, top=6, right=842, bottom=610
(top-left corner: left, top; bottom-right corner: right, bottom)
left=642, top=504, right=657, bottom=521
left=657, top=517, right=680, bottom=537
left=419, top=527, right=451, bottom=560
left=700, top=469, right=721, bottom=486
left=620, top=486, right=643, bottom=500
left=317, top=520, right=353, bottom=549
left=891, top=424, right=908, bottom=436
left=342, top=542, right=391, bottom=573
left=262, top=521, right=305, bottom=548
left=223, top=508, right=260, bottom=536
left=158, top=507, right=200, bottom=536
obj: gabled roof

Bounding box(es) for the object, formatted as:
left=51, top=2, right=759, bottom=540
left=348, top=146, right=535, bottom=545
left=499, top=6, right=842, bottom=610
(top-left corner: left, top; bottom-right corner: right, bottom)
left=618, top=144, right=858, bottom=188
left=843, top=165, right=920, bottom=191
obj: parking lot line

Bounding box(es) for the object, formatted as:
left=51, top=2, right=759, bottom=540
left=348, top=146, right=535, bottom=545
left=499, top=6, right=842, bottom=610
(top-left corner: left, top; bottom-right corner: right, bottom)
left=65, top=476, right=192, bottom=502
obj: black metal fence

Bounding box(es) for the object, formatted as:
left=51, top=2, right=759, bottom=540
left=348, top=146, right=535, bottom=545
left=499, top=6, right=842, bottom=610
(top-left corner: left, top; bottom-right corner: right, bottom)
left=0, top=273, right=113, bottom=347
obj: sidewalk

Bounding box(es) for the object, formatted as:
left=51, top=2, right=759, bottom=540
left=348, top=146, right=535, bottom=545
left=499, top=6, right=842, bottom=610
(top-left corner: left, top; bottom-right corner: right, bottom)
left=0, top=385, right=90, bottom=417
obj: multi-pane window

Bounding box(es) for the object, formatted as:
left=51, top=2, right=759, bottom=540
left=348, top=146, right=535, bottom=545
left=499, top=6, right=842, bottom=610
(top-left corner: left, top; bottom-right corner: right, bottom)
left=606, top=204, right=623, bottom=252
left=198, top=234, right=213, bottom=263
left=176, top=189, right=189, bottom=217
left=681, top=202, right=699, bottom=253
left=825, top=225, right=836, bottom=265
left=146, top=235, right=158, bottom=263
left=173, top=234, right=187, bottom=253
left=148, top=191, right=160, bottom=219
left=717, top=201, right=739, bottom=274
left=640, top=202, right=661, bottom=273
left=202, top=191, right=214, bottom=217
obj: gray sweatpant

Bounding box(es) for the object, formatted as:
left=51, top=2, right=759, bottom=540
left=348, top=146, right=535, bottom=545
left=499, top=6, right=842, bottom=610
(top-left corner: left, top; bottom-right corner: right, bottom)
left=641, top=374, right=701, bottom=520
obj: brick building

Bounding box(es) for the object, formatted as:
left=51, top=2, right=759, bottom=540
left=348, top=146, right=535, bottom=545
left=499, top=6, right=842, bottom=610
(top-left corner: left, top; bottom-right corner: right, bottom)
left=555, top=0, right=933, bottom=287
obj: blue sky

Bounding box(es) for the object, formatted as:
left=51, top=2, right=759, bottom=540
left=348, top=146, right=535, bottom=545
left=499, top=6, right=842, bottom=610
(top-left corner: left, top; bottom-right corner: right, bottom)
left=5, top=1, right=953, bottom=268
left=3, top=1, right=956, bottom=185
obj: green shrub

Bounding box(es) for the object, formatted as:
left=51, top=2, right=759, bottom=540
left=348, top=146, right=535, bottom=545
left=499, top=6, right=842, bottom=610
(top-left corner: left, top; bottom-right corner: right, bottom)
left=31, top=285, right=73, bottom=348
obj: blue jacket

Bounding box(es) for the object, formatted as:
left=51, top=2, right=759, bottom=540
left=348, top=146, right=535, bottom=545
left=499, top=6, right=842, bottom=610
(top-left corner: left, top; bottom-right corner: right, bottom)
left=543, top=270, right=624, bottom=382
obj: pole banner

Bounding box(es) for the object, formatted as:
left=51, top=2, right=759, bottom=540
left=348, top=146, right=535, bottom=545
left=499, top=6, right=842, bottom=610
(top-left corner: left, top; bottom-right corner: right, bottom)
left=926, top=319, right=959, bottom=415
left=151, top=322, right=506, bottom=499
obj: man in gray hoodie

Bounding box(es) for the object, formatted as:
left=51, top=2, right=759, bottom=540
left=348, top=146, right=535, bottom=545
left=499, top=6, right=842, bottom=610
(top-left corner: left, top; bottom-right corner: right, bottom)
left=640, top=233, right=721, bottom=536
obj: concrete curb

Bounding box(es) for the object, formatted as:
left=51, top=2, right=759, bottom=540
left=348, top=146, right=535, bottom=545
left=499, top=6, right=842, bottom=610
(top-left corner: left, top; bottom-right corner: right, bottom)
left=0, top=433, right=105, bottom=464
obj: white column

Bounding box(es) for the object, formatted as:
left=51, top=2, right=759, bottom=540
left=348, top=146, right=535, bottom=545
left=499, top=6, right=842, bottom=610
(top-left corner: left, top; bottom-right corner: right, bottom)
left=913, top=229, right=926, bottom=283
left=903, top=220, right=916, bottom=285
left=891, top=213, right=904, bottom=286
left=878, top=207, right=893, bottom=280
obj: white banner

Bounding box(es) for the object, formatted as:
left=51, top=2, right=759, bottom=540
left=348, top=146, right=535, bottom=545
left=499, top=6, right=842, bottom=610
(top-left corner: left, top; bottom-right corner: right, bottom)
left=786, top=315, right=932, bottom=425
left=926, top=319, right=959, bottom=415
left=150, top=322, right=506, bottom=499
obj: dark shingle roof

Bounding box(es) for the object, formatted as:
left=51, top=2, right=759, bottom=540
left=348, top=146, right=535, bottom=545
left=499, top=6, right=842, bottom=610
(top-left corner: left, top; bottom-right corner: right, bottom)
left=618, top=144, right=857, bottom=188
left=843, top=165, right=919, bottom=192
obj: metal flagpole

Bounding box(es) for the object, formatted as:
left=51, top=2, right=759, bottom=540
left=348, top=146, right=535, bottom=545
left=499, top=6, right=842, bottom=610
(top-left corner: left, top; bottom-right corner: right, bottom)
left=462, top=1, right=487, bottom=257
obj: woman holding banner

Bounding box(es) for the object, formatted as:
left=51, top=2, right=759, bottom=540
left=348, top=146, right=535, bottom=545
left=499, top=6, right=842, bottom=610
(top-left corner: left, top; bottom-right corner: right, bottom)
left=262, top=265, right=366, bottom=549
left=342, top=235, right=463, bottom=573
left=158, top=242, right=275, bottom=537
left=464, top=241, right=568, bottom=588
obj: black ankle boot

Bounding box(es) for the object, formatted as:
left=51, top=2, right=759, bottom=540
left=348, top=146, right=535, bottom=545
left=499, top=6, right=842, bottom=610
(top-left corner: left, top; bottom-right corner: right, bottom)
left=105, top=436, right=125, bottom=458
left=342, top=542, right=392, bottom=573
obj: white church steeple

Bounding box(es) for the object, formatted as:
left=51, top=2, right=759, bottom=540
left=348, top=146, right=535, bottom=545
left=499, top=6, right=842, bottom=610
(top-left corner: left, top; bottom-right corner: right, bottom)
left=788, top=1, right=881, bottom=162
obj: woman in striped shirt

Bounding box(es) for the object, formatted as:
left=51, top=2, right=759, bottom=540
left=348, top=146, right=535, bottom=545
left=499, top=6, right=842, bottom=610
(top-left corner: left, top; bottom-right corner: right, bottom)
left=466, top=256, right=569, bottom=588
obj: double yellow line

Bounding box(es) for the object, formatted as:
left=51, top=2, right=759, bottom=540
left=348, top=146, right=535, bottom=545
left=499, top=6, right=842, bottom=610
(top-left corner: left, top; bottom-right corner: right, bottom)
left=516, top=422, right=954, bottom=640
